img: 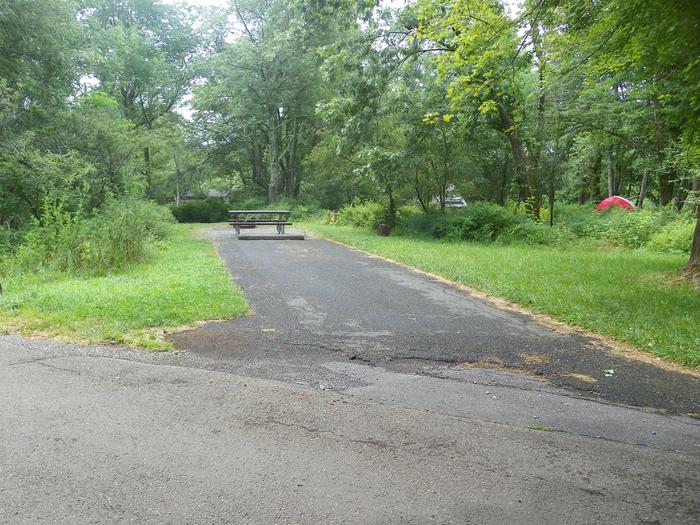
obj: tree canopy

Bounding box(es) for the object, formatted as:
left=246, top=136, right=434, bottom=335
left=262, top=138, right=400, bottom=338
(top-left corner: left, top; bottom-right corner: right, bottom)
left=1, top=0, right=698, bottom=274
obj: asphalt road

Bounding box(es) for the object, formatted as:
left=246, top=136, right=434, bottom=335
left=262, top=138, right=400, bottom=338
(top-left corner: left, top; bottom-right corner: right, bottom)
left=175, top=227, right=700, bottom=416
left=1, top=226, right=699, bottom=523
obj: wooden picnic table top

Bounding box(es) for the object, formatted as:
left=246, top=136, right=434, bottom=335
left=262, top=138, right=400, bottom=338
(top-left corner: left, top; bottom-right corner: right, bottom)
left=228, top=210, right=291, bottom=215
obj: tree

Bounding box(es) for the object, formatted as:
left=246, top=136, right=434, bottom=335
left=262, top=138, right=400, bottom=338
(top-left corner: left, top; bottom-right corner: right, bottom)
left=82, top=0, right=202, bottom=197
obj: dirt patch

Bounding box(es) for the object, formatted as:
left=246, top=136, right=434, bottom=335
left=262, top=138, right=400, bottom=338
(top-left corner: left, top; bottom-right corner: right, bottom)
left=519, top=352, right=551, bottom=365
left=565, top=373, right=598, bottom=384
left=459, top=356, right=545, bottom=380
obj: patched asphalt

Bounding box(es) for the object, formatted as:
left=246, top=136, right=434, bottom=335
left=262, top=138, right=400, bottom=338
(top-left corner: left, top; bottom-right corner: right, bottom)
left=171, top=226, right=700, bottom=417
left=2, top=225, right=700, bottom=523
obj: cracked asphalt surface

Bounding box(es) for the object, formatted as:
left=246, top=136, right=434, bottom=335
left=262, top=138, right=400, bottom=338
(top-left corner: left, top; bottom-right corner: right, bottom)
left=1, top=225, right=699, bottom=523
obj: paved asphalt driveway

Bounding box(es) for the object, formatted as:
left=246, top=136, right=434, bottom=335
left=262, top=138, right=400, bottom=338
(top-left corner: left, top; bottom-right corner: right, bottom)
left=1, top=226, right=699, bottom=523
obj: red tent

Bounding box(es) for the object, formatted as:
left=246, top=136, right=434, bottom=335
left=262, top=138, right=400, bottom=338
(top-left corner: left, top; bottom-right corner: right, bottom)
left=596, top=196, right=636, bottom=211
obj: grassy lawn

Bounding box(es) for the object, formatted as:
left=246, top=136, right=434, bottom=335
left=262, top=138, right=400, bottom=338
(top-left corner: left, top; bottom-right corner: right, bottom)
left=0, top=224, right=248, bottom=350
left=302, top=223, right=700, bottom=368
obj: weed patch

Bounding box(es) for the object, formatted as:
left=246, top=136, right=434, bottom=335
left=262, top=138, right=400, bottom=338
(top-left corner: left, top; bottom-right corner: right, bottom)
left=0, top=225, right=248, bottom=349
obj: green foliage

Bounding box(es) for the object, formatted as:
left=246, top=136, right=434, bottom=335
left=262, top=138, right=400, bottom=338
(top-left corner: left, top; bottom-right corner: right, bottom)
left=408, top=202, right=520, bottom=242
left=439, top=203, right=516, bottom=242
left=336, top=200, right=388, bottom=229
left=497, top=222, right=574, bottom=247
left=270, top=199, right=324, bottom=221
left=595, top=209, right=664, bottom=249
left=12, top=198, right=173, bottom=274
left=334, top=201, right=693, bottom=255
left=0, top=226, right=24, bottom=256
left=235, top=195, right=268, bottom=211
left=553, top=206, right=692, bottom=252
left=646, top=220, right=696, bottom=254
left=171, top=199, right=229, bottom=223
left=0, top=225, right=249, bottom=350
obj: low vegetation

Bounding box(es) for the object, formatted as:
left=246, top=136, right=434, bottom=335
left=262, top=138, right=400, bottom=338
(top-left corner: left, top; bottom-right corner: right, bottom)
left=0, top=204, right=248, bottom=350
left=332, top=200, right=696, bottom=255
left=302, top=204, right=700, bottom=368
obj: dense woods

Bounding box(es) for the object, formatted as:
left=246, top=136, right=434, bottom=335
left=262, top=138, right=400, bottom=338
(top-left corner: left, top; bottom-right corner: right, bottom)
left=1, top=0, right=699, bottom=276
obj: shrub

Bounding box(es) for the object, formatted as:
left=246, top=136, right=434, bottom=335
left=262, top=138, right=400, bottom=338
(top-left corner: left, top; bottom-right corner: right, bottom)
left=0, top=226, right=24, bottom=256
left=392, top=206, right=438, bottom=237
left=235, top=195, right=267, bottom=211
left=271, top=198, right=324, bottom=221
left=646, top=220, right=695, bottom=254
left=551, top=204, right=599, bottom=237
left=337, top=200, right=387, bottom=229
left=430, top=202, right=520, bottom=241
left=593, top=208, right=660, bottom=248
left=13, top=198, right=174, bottom=274
left=497, top=221, right=574, bottom=246
left=171, top=198, right=229, bottom=223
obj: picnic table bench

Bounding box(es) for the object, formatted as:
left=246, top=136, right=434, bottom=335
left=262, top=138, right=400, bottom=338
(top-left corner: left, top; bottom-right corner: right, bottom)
left=228, top=210, right=292, bottom=237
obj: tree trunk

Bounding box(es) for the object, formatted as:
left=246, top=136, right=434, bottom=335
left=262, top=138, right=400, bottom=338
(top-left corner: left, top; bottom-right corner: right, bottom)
left=250, top=143, right=265, bottom=189
left=143, top=146, right=152, bottom=198
left=659, top=172, right=674, bottom=206
left=684, top=177, right=700, bottom=281
left=549, top=174, right=555, bottom=227
left=674, top=178, right=692, bottom=211
left=498, top=104, right=539, bottom=217
left=387, top=186, right=396, bottom=226
left=637, top=170, right=648, bottom=208
left=284, top=118, right=299, bottom=199
left=267, top=115, right=280, bottom=204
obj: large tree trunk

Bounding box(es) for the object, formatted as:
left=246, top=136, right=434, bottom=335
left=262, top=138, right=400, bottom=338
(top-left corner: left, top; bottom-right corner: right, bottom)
left=684, top=177, right=700, bottom=282
left=267, top=115, right=281, bottom=204
left=283, top=118, right=299, bottom=199
left=497, top=105, right=539, bottom=217
left=387, top=186, right=396, bottom=226
left=637, top=170, right=648, bottom=208
left=250, top=143, right=265, bottom=189
left=659, top=172, right=674, bottom=206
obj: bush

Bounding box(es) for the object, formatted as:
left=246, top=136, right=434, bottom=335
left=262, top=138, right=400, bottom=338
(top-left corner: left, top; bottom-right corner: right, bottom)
left=13, top=198, right=174, bottom=274
left=337, top=200, right=387, bottom=229
left=497, top=221, right=574, bottom=246
left=171, top=198, right=229, bottom=223
left=593, top=208, right=660, bottom=248
left=551, top=204, right=599, bottom=237
left=234, top=195, right=267, bottom=211
left=0, top=226, right=24, bottom=256
left=428, top=202, right=520, bottom=241
left=646, top=220, right=695, bottom=254
left=392, top=206, right=437, bottom=237
left=270, top=198, right=324, bottom=221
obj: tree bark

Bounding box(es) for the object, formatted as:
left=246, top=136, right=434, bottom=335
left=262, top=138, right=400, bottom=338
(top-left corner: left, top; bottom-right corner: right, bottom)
left=267, top=114, right=280, bottom=203
left=684, top=177, right=700, bottom=281
left=143, top=146, right=152, bottom=198
left=659, top=172, right=674, bottom=206
left=284, top=118, right=299, bottom=198
left=497, top=104, right=539, bottom=217
left=637, top=170, right=648, bottom=208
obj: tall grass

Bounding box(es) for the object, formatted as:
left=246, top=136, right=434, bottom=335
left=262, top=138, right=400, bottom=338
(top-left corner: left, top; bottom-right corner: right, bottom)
left=9, top=197, right=173, bottom=275
left=0, top=224, right=248, bottom=350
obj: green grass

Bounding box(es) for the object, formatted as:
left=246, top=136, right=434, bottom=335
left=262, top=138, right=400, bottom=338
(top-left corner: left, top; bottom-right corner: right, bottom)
left=0, top=224, right=249, bottom=350
left=302, top=223, right=700, bottom=368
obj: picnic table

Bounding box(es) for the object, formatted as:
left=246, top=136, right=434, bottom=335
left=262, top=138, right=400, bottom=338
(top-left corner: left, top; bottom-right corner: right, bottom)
left=228, top=210, right=292, bottom=237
